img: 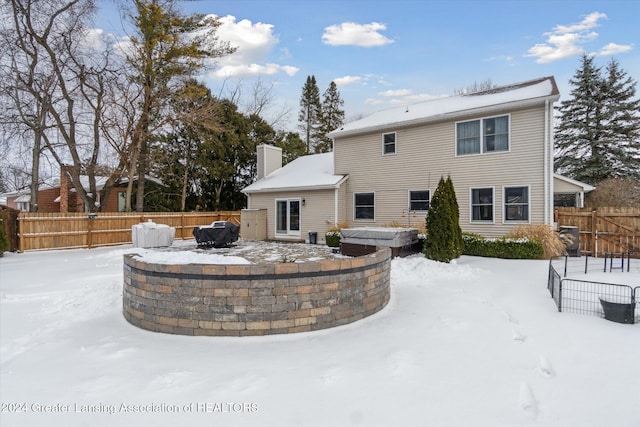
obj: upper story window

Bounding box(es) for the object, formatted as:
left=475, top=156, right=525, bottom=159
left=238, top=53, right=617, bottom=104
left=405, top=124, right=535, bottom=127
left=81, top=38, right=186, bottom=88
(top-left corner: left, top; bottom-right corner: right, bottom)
left=456, top=115, right=509, bottom=156
left=409, top=190, right=430, bottom=212
left=383, top=132, right=396, bottom=155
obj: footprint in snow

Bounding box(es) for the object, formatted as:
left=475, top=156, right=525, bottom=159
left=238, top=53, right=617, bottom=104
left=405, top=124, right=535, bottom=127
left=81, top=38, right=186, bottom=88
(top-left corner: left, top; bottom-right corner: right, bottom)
left=501, top=309, right=519, bottom=325
left=321, top=366, right=344, bottom=385
left=519, top=382, right=539, bottom=420
left=387, top=350, right=415, bottom=378
left=539, top=355, right=555, bottom=378
left=511, top=329, right=527, bottom=343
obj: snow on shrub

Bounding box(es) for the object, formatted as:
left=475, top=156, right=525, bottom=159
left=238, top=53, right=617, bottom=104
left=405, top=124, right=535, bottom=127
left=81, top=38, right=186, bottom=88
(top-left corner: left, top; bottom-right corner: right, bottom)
left=462, top=233, right=544, bottom=259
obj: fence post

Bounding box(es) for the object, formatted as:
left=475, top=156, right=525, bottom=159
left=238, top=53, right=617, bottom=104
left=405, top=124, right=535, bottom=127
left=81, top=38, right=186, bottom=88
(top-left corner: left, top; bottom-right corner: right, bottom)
left=87, top=215, right=93, bottom=249
left=558, top=280, right=562, bottom=312
left=591, top=210, right=597, bottom=257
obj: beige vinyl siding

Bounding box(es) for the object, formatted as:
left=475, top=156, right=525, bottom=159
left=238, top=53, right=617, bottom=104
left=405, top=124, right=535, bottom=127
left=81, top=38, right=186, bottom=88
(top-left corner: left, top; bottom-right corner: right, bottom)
left=334, top=105, right=547, bottom=237
left=554, top=177, right=584, bottom=193
left=247, top=189, right=339, bottom=242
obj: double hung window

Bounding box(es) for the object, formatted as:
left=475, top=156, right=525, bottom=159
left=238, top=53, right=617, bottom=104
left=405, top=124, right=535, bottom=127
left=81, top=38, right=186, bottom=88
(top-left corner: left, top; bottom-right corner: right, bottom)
left=457, top=115, right=509, bottom=155
left=354, top=192, right=375, bottom=220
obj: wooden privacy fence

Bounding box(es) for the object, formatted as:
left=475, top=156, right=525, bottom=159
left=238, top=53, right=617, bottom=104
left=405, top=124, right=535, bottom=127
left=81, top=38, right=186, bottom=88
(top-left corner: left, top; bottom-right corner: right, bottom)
left=16, top=211, right=241, bottom=252
left=555, top=207, right=640, bottom=257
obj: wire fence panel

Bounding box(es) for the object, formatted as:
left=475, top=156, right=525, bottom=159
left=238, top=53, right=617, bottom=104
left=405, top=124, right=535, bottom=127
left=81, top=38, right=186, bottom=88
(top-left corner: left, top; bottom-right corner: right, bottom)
left=547, top=259, right=639, bottom=323
left=559, top=279, right=634, bottom=318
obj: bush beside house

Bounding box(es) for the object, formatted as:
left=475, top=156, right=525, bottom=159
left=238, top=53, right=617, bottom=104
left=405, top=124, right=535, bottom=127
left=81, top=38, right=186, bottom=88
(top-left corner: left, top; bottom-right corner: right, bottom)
left=423, top=176, right=462, bottom=263
left=462, top=233, right=544, bottom=259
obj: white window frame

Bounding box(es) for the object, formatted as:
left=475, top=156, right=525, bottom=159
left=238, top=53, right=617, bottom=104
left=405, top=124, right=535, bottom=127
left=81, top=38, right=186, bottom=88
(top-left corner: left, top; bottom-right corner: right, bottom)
left=275, top=198, right=301, bottom=236
left=382, top=132, right=397, bottom=156
left=470, top=187, right=495, bottom=223
left=408, top=189, right=430, bottom=212
left=455, top=114, right=510, bottom=156
left=354, top=192, right=375, bottom=221
left=503, top=185, right=530, bottom=223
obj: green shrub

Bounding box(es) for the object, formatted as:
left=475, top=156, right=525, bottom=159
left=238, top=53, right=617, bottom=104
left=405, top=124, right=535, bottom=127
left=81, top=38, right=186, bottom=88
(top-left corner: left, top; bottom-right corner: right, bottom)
left=325, top=230, right=341, bottom=247
left=462, top=233, right=544, bottom=259
left=0, top=218, right=9, bottom=257
left=423, top=176, right=462, bottom=263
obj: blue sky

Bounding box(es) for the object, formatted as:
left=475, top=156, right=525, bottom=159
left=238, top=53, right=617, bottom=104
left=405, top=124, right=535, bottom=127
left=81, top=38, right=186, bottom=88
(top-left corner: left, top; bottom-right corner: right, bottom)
left=96, top=0, right=639, bottom=130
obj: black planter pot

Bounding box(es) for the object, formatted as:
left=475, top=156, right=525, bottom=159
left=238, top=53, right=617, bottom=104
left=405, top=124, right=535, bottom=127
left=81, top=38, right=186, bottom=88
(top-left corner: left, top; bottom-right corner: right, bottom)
left=599, top=298, right=635, bottom=324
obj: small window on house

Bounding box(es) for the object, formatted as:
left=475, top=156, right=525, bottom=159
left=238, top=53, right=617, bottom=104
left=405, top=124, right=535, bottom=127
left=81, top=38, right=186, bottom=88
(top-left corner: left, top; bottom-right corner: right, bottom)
left=457, top=115, right=509, bottom=155
left=354, top=192, right=375, bottom=220
left=504, top=186, right=529, bottom=221
left=471, top=188, right=494, bottom=222
left=383, top=132, right=396, bottom=155
left=409, top=190, right=430, bottom=212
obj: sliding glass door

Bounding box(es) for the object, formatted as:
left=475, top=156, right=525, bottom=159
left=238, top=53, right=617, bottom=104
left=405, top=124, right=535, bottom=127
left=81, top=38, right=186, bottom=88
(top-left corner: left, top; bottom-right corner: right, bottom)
left=275, top=199, right=301, bottom=236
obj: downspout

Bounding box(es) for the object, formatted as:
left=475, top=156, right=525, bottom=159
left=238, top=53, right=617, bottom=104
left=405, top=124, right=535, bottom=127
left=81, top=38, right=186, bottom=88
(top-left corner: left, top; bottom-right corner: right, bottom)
left=334, top=187, right=339, bottom=226
left=543, top=99, right=550, bottom=225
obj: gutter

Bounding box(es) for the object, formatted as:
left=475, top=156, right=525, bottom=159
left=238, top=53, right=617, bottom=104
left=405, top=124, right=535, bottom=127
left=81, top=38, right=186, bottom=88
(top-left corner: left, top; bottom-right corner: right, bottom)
left=242, top=175, right=349, bottom=195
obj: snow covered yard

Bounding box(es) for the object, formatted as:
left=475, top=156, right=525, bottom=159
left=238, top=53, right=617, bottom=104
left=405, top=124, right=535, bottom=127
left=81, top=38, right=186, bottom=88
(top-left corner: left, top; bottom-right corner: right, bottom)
left=1, top=245, right=638, bottom=427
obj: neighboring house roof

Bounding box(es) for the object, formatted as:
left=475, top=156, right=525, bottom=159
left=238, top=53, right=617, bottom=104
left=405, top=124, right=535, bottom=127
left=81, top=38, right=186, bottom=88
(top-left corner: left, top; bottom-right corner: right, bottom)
left=243, top=152, right=347, bottom=194
left=328, top=76, right=560, bottom=138
left=13, top=194, right=31, bottom=203
left=553, top=174, right=596, bottom=192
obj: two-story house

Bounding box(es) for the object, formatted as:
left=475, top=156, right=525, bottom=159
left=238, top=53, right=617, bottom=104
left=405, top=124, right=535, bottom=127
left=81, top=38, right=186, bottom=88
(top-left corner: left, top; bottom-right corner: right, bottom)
left=243, top=76, right=582, bottom=243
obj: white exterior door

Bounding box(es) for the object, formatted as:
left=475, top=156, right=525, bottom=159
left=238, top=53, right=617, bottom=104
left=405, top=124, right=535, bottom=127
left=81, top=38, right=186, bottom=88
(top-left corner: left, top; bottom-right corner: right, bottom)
left=275, top=199, right=301, bottom=236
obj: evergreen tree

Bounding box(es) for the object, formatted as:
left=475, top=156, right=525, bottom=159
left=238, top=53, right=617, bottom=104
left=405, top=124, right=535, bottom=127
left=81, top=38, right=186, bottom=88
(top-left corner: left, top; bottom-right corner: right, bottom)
left=555, top=54, right=640, bottom=184
left=445, top=176, right=463, bottom=256
left=125, top=0, right=234, bottom=211
left=424, top=176, right=461, bottom=263
left=600, top=59, right=640, bottom=180
left=298, top=75, right=322, bottom=154
left=316, top=81, right=345, bottom=153
left=275, top=131, right=307, bottom=165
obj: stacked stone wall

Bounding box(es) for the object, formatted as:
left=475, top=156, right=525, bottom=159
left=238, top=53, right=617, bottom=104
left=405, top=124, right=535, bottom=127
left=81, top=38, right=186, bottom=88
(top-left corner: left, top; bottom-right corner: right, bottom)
left=123, top=248, right=391, bottom=336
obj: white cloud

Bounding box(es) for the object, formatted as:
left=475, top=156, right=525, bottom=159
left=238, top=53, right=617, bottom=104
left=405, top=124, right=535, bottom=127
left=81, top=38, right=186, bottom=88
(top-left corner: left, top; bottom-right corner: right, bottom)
left=526, top=12, right=608, bottom=63
left=379, top=89, right=412, bottom=97
left=553, top=12, right=607, bottom=34
left=207, top=14, right=298, bottom=78
left=322, top=22, right=393, bottom=47
left=365, top=98, right=384, bottom=105
left=334, top=75, right=362, bottom=86
left=598, top=42, right=634, bottom=56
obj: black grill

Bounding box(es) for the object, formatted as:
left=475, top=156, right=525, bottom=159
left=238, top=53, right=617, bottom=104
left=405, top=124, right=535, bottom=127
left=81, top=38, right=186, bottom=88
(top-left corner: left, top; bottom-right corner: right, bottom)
left=193, top=221, right=240, bottom=248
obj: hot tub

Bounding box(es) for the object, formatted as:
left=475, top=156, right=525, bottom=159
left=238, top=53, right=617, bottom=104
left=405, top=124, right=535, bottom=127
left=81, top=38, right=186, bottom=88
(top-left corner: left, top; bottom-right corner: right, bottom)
left=340, top=227, right=419, bottom=257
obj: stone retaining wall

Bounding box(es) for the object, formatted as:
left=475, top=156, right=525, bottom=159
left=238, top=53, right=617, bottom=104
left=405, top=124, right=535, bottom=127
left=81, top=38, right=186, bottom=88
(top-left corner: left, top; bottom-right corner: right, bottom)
left=123, top=248, right=391, bottom=336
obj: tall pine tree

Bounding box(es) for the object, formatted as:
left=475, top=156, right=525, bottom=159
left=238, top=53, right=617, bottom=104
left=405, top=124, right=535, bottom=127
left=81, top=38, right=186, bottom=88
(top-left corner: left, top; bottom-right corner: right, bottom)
left=600, top=59, right=640, bottom=179
left=298, top=75, right=322, bottom=154
left=555, top=54, right=640, bottom=184
left=316, top=81, right=345, bottom=153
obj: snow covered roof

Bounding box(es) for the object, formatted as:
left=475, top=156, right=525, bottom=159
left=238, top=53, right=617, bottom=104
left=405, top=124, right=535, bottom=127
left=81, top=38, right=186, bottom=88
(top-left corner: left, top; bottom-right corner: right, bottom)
left=242, top=152, right=347, bottom=194
left=553, top=174, right=596, bottom=192
left=329, top=76, right=560, bottom=138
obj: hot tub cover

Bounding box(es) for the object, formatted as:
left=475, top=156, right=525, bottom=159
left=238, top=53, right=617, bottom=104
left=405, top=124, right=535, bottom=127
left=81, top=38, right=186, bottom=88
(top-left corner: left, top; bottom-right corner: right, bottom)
left=340, top=227, right=418, bottom=247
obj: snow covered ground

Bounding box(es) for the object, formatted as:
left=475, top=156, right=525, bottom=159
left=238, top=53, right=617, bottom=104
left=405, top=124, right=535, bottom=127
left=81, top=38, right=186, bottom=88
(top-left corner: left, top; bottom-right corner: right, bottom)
left=1, top=244, right=638, bottom=427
